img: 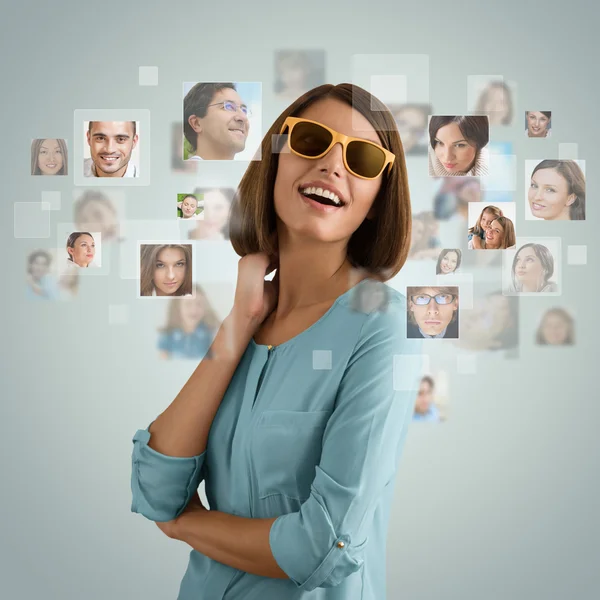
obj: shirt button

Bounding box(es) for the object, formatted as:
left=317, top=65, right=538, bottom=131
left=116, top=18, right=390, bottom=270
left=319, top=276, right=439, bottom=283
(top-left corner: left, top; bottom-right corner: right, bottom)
left=336, top=541, right=345, bottom=549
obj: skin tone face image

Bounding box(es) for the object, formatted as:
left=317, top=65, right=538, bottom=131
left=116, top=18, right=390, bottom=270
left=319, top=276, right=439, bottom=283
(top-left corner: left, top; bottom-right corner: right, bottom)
left=394, top=106, right=427, bottom=152
left=484, top=219, right=505, bottom=249
left=30, top=254, right=50, bottom=280
left=539, top=311, right=572, bottom=345
left=514, top=247, right=546, bottom=292
left=409, top=287, right=458, bottom=336
left=153, top=247, right=187, bottom=296
left=482, top=85, right=509, bottom=125
left=433, top=122, right=477, bottom=174
left=527, top=112, right=550, bottom=137
left=439, top=250, right=459, bottom=274
left=188, top=88, right=249, bottom=160
left=180, top=195, right=199, bottom=218
left=37, top=139, right=64, bottom=175
left=87, top=122, right=138, bottom=177
left=415, top=378, right=434, bottom=415
left=528, top=168, right=575, bottom=220
left=68, top=234, right=95, bottom=267
left=75, top=196, right=119, bottom=242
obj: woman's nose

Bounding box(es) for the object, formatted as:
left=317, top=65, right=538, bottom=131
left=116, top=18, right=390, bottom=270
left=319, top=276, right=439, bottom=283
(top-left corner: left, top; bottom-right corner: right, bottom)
left=318, top=143, right=344, bottom=176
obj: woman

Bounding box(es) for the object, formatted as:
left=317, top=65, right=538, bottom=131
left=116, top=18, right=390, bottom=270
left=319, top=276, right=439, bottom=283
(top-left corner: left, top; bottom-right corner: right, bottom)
left=468, top=205, right=503, bottom=247
left=428, top=115, right=489, bottom=176
left=26, top=250, right=60, bottom=300
left=526, top=111, right=551, bottom=138
left=470, top=216, right=515, bottom=250
left=406, top=286, right=459, bottom=339
left=140, top=244, right=193, bottom=297
left=158, top=286, right=220, bottom=359
left=510, top=243, right=558, bottom=293
left=177, top=194, right=201, bottom=220
left=436, top=249, right=462, bottom=275
left=528, top=159, right=586, bottom=221
left=31, top=138, right=68, bottom=175
left=66, top=232, right=96, bottom=268
left=131, top=83, right=421, bottom=599
left=474, top=81, right=513, bottom=125
left=74, top=191, right=121, bottom=243
left=188, top=188, right=234, bottom=240
left=535, top=307, right=574, bottom=345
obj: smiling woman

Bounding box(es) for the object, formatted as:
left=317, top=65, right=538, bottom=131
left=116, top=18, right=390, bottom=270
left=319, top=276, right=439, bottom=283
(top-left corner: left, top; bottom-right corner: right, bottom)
left=31, top=138, right=68, bottom=175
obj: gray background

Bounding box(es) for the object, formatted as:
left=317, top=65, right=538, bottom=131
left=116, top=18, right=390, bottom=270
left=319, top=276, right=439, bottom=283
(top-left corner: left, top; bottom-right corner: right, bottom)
left=1, top=1, right=598, bottom=598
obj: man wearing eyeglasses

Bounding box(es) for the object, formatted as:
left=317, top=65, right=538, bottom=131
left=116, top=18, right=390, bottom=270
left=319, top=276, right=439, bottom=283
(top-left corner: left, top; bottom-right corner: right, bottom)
left=406, top=286, right=459, bottom=339
left=183, top=82, right=250, bottom=160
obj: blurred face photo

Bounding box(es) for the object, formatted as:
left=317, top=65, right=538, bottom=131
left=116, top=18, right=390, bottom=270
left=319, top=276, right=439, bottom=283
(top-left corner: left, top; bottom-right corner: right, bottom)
left=527, top=112, right=550, bottom=137
left=359, top=284, right=387, bottom=313
left=528, top=168, right=574, bottom=220
left=439, top=250, right=459, bottom=274
left=394, top=106, right=427, bottom=153
left=30, top=254, right=50, bottom=280
left=37, top=139, right=64, bottom=175
left=409, top=287, right=458, bottom=336
left=188, top=88, right=249, bottom=160
left=483, top=86, right=509, bottom=125
left=540, top=312, right=571, bottom=345
left=415, top=378, right=433, bottom=414
left=180, top=293, right=206, bottom=327
left=75, top=194, right=119, bottom=242
left=68, top=234, right=95, bottom=267
left=153, top=247, right=187, bottom=296
left=87, top=121, right=138, bottom=177
left=433, top=122, right=477, bottom=173
left=181, top=195, right=199, bottom=218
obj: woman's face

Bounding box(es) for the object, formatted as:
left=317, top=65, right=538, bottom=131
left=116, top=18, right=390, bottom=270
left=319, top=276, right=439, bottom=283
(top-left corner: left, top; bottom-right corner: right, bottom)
left=415, top=379, right=433, bottom=414
left=541, top=313, right=570, bottom=345
left=527, top=112, right=550, bottom=137
left=483, top=86, right=509, bottom=124
left=433, top=122, right=478, bottom=173
left=485, top=219, right=504, bottom=247
left=514, top=247, right=544, bottom=285
left=77, top=200, right=118, bottom=240
left=30, top=255, right=50, bottom=280
left=528, top=168, right=573, bottom=220
left=273, top=97, right=383, bottom=248
left=181, top=196, right=198, bottom=218
left=440, top=251, right=458, bottom=273
left=410, top=287, right=458, bottom=336
left=153, top=247, right=186, bottom=296
left=179, top=293, right=205, bottom=326
left=68, top=234, right=95, bottom=267
left=38, top=139, right=64, bottom=175
left=203, top=190, right=231, bottom=232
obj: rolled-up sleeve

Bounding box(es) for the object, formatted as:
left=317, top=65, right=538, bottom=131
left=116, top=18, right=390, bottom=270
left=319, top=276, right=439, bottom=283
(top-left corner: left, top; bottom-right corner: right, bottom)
left=269, top=301, right=422, bottom=590
left=131, top=423, right=206, bottom=522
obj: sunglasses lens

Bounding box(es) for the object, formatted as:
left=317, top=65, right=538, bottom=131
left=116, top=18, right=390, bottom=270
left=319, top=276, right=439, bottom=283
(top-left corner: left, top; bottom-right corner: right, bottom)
left=346, top=140, right=386, bottom=178
left=290, top=122, right=332, bottom=157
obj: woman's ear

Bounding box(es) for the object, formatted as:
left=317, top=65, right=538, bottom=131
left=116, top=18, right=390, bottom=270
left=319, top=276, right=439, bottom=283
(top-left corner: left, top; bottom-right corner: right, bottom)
left=566, top=194, right=577, bottom=207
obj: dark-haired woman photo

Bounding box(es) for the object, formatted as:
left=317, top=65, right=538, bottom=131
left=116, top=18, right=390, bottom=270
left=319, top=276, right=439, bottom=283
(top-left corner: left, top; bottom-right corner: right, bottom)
left=130, top=83, right=422, bottom=599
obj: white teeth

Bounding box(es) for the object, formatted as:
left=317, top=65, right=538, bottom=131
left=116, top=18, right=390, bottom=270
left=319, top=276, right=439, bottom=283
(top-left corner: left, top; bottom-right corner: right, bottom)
left=300, top=186, right=343, bottom=206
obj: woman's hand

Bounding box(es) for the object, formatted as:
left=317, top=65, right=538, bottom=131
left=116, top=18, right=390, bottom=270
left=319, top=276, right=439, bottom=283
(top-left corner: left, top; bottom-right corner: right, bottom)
left=155, top=492, right=207, bottom=540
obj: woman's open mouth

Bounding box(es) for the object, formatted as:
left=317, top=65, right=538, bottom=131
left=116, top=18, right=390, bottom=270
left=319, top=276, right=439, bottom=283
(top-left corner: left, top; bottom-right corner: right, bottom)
left=298, top=187, right=345, bottom=213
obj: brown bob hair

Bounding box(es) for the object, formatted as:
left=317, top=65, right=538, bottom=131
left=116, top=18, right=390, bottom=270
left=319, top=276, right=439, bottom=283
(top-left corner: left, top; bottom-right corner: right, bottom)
left=228, top=83, right=412, bottom=282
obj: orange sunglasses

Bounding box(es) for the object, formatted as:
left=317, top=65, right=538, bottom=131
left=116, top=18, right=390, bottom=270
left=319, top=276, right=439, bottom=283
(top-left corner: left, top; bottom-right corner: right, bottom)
left=279, top=116, right=396, bottom=180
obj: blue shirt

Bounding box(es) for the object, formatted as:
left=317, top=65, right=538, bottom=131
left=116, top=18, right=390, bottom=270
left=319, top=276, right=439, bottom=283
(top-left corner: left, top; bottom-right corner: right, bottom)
left=158, top=323, right=215, bottom=360
left=131, top=279, right=422, bottom=599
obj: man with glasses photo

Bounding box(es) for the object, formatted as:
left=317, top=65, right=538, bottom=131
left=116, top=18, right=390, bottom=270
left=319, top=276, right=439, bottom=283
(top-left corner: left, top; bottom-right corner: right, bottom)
left=183, top=82, right=250, bottom=160
left=406, top=286, right=459, bottom=338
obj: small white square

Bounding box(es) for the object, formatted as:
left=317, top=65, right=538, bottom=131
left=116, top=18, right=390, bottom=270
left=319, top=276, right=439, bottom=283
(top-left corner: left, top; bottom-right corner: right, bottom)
left=109, top=304, right=129, bottom=324
left=370, top=75, right=407, bottom=105
left=139, top=66, right=158, bottom=86
left=457, top=354, right=477, bottom=375
left=567, top=245, right=587, bottom=265
left=393, top=354, right=429, bottom=392
left=313, top=350, right=332, bottom=370
left=41, top=191, right=61, bottom=211
left=558, top=143, right=578, bottom=160
left=14, top=202, right=51, bottom=238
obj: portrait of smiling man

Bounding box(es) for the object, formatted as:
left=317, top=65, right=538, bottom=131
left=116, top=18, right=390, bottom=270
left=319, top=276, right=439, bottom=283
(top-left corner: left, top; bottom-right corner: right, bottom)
left=84, top=121, right=139, bottom=177
left=183, top=82, right=250, bottom=161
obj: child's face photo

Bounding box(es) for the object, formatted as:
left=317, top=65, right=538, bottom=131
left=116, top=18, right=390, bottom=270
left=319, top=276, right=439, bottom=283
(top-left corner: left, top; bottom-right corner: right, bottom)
left=409, top=287, right=458, bottom=336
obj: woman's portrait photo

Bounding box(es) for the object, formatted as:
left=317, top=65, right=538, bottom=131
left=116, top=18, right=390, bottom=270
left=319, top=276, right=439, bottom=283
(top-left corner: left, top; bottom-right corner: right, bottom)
left=273, top=50, right=325, bottom=103
left=525, top=159, right=586, bottom=221
left=158, top=285, right=220, bottom=360
left=389, top=103, right=432, bottom=155
left=65, top=232, right=100, bottom=268
left=535, top=307, right=575, bottom=346
left=467, top=203, right=516, bottom=250
left=428, top=115, right=490, bottom=177
left=473, top=80, right=514, bottom=125
left=31, top=138, right=68, bottom=176
left=436, top=248, right=462, bottom=275
left=525, top=111, right=551, bottom=138
left=73, top=190, right=122, bottom=243
left=139, top=243, right=193, bottom=297
left=406, top=286, right=459, bottom=338
left=188, top=188, right=234, bottom=240
left=131, top=82, right=423, bottom=600
left=504, top=240, right=560, bottom=295
left=177, top=193, right=204, bottom=220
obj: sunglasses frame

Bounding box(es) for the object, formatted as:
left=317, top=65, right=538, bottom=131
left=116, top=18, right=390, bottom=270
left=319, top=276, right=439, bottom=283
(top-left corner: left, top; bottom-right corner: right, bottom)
left=279, top=116, right=396, bottom=180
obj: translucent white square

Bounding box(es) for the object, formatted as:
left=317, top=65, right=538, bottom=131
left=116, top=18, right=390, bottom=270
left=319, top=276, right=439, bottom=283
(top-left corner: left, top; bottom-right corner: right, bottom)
left=313, top=350, right=332, bottom=370
left=558, top=143, right=578, bottom=160
left=41, top=191, right=61, bottom=211
left=393, top=353, right=429, bottom=392
left=484, top=146, right=516, bottom=192
left=14, top=202, right=51, bottom=238
left=370, top=75, right=407, bottom=106
left=109, top=304, right=129, bottom=324
left=457, top=354, right=477, bottom=375
left=139, top=66, right=158, bottom=86
left=567, top=245, right=587, bottom=265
